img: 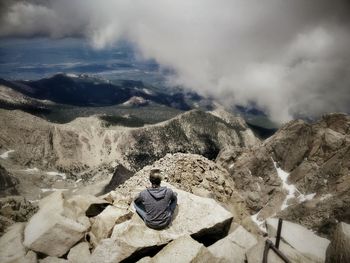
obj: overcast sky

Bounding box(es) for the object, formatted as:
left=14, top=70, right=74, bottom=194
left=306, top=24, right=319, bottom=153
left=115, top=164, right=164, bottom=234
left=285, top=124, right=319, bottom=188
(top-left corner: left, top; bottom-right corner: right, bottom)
left=1, top=0, right=350, bottom=122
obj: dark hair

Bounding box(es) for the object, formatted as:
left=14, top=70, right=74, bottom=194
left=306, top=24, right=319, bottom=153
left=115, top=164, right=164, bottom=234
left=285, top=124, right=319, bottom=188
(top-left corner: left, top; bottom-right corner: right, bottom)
left=149, top=169, right=162, bottom=186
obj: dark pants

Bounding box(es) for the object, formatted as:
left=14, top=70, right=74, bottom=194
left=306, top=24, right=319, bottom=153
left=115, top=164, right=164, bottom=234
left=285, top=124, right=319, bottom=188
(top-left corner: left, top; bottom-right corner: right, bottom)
left=134, top=199, right=177, bottom=223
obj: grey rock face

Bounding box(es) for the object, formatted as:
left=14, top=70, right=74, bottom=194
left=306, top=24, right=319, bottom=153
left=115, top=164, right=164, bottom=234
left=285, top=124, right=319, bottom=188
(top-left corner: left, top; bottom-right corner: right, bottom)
left=326, top=222, right=350, bottom=263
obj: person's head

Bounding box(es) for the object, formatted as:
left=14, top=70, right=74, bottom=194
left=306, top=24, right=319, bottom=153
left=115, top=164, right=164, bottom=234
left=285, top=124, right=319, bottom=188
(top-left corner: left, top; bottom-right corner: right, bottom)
left=149, top=169, right=162, bottom=187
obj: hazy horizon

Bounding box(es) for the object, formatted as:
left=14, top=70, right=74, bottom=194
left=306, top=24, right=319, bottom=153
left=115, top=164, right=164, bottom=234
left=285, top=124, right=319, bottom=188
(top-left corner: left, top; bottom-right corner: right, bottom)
left=1, top=0, right=350, bottom=122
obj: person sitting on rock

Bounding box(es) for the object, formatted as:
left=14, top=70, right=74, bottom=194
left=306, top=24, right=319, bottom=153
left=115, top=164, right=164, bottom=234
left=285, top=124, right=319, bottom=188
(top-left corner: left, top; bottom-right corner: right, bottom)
left=134, top=169, right=177, bottom=230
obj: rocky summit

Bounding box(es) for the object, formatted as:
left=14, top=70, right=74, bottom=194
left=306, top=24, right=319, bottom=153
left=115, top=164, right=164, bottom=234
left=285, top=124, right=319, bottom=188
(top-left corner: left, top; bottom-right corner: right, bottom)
left=0, top=106, right=349, bottom=262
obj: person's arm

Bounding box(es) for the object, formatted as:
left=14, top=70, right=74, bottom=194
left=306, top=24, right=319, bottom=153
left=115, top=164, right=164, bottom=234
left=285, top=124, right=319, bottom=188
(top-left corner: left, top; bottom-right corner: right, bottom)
left=171, top=190, right=177, bottom=203
left=134, top=192, right=143, bottom=205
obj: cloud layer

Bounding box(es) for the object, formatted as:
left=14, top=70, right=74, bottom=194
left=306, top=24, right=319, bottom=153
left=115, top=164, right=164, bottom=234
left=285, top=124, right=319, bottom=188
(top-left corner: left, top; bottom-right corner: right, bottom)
left=1, top=0, right=350, bottom=122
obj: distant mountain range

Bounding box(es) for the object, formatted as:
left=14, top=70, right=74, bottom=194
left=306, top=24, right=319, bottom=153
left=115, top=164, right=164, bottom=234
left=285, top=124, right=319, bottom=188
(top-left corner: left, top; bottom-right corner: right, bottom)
left=0, top=73, right=278, bottom=136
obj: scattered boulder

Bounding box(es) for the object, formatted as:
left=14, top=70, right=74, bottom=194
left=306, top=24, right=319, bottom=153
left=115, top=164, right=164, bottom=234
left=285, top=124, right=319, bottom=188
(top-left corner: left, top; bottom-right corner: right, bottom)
left=266, top=218, right=330, bottom=262
left=23, top=192, right=90, bottom=257
left=146, top=235, right=220, bottom=263
left=208, top=225, right=257, bottom=262
left=67, top=242, right=91, bottom=263
left=326, top=222, right=350, bottom=263
left=0, top=223, right=27, bottom=263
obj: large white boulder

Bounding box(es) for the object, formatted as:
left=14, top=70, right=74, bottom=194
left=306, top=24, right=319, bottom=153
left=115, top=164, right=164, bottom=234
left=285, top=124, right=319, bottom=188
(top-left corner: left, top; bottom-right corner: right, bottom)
left=23, top=192, right=90, bottom=257
left=67, top=242, right=91, bottom=263
left=326, top=222, right=350, bottom=263
left=208, top=225, right=257, bottom=262
left=0, top=223, right=27, bottom=263
left=266, top=218, right=330, bottom=262
left=89, top=205, right=132, bottom=247
left=91, top=186, right=233, bottom=262
left=147, top=235, right=220, bottom=263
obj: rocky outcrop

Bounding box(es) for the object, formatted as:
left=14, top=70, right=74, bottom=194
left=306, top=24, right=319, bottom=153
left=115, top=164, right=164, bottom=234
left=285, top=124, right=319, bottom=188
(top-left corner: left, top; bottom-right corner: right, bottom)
left=217, top=113, right=350, bottom=238
left=326, top=222, right=350, bottom=263
left=0, top=109, right=258, bottom=172
left=112, top=153, right=250, bottom=225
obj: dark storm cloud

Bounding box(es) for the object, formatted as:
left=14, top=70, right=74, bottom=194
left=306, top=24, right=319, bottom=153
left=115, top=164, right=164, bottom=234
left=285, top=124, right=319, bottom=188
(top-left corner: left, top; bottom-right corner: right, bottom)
left=1, top=0, right=350, bottom=122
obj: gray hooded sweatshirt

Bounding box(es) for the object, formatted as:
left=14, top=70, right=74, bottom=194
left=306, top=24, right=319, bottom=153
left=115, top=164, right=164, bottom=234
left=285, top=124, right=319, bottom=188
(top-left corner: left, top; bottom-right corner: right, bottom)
left=134, top=186, right=177, bottom=229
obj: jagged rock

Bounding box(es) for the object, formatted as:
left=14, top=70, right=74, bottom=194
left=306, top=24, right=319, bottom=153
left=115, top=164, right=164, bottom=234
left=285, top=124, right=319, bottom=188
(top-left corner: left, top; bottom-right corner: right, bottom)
left=67, top=194, right=110, bottom=217
left=146, top=235, right=220, bottom=263
left=67, top=242, right=91, bottom=263
left=101, top=164, right=134, bottom=194
left=23, top=192, right=90, bottom=257
left=0, top=223, right=27, bottom=263
left=326, top=222, right=350, bottom=263
left=266, top=218, right=330, bottom=262
left=0, top=196, right=38, bottom=235
left=88, top=205, right=132, bottom=247
left=246, top=238, right=314, bottom=263
left=40, top=257, right=68, bottom=263
left=91, top=185, right=233, bottom=262
left=208, top=225, right=257, bottom=262
left=216, top=113, right=350, bottom=239
left=0, top=165, right=19, bottom=197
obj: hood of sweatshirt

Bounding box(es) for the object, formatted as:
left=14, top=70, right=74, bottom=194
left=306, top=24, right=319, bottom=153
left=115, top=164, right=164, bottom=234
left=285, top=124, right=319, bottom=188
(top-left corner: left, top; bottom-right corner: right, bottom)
left=147, top=186, right=168, bottom=200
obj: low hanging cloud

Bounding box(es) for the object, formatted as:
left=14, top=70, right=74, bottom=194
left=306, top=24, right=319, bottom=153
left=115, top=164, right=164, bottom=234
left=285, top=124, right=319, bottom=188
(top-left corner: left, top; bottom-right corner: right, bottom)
left=1, top=0, right=350, bottom=122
